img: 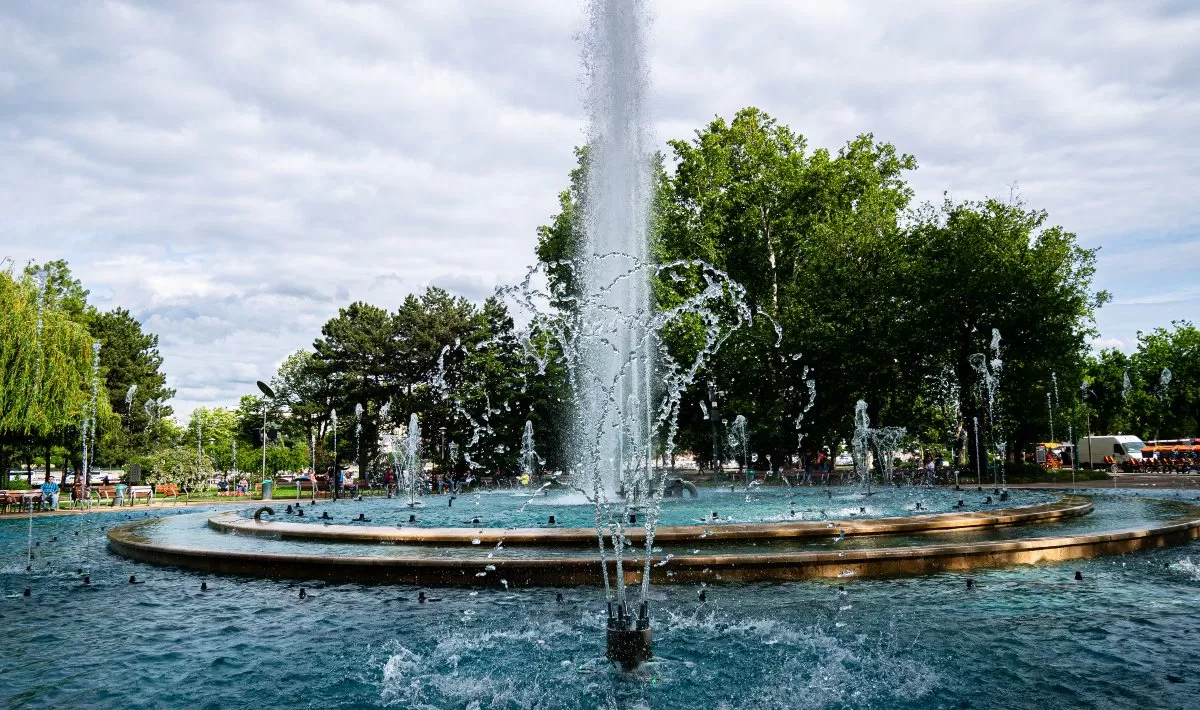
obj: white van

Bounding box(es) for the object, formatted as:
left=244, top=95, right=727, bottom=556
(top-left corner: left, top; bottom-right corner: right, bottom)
left=1072, top=435, right=1146, bottom=469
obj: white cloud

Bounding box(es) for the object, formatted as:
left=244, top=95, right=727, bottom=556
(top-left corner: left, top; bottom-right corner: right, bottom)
left=2, top=0, right=1197, bottom=419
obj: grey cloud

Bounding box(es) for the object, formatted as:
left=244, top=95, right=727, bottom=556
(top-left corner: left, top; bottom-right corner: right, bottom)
left=2, top=0, right=1196, bottom=419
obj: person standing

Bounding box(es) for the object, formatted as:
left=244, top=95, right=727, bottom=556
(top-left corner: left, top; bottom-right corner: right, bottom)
left=334, top=466, right=344, bottom=500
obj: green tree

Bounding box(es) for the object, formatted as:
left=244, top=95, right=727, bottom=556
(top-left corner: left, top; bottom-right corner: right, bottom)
left=1129, top=321, right=1200, bottom=440
left=148, top=445, right=214, bottom=501
left=0, top=269, right=110, bottom=485
left=88, top=307, right=175, bottom=463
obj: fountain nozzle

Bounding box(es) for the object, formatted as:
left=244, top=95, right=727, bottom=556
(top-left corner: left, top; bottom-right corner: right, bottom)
left=606, top=601, right=653, bottom=671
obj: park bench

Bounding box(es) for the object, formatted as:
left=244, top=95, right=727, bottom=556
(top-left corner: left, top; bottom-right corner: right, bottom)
left=129, top=485, right=154, bottom=504
left=93, top=486, right=119, bottom=505
left=155, top=483, right=180, bottom=503
left=295, top=478, right=330, bottom=498
left=1, top=490, right=42, bottom=512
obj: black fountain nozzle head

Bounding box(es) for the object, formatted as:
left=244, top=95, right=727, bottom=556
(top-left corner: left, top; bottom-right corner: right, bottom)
left=297, top=509, right=304, bottom=517
left=471, top=517, right=480, bottom=524
left=357, top=513, right=366, bottom=521
left=409, top=514, right=417, bottom=523
left=82, top=575, right=90, bottom=585
left=712, top=511, right=719, bottom=519
left=286, top=505, right=293, bottom=514
left=956, top=499, right=965, bottom=508
left=556, top=592, right=563, bottom=603
left=985, top=496, right=993, bottom=504
left=448, top=498, right=453, bottom=507
left=999, top=491, right=1010, bottom=502
left=966, top=578, right=974, bottom=589
left=698, top=589, right=706, bottom=602
left=629, top=514, right=637, bottom=524
left=548, top=515, right=556, bottom=525
left=1074, top=570, right=1083, bottom=581
left=22, top=588, right=30, bottom=597
left=129, top=575, right=137, bottom=584
left=606, top=601, right=653, bottom=671
left=418, top=591, right=427, bottom=603
left=201, top=582, right=207, bottom=591
left=299, top=588, right=307, bottom=599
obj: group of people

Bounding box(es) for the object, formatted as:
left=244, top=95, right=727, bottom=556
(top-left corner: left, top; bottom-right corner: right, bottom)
left=216, top=478, right=250, bottom=494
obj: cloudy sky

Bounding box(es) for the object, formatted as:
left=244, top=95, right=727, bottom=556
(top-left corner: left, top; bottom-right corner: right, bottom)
left=3, top=0, right=1198, bottom=421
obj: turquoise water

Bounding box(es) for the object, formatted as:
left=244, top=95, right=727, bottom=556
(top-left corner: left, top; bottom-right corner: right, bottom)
left=2, top=490, right=1199, bottom=708
left=240, top=485, right=1056, bottom=529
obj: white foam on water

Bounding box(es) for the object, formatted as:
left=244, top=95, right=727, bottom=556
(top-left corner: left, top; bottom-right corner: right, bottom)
left=1170, top=557, right=1200, bottom=581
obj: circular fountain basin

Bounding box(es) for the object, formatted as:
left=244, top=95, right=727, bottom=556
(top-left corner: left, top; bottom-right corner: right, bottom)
left=206, top=496, right=1093, bottom=546
left=237, top=486, right=1045, bottom=529
left=104, top=493, right=1200, bottom=586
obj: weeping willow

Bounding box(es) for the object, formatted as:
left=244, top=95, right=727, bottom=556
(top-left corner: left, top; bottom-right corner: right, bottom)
left=0, top=270, right=99, bottom=441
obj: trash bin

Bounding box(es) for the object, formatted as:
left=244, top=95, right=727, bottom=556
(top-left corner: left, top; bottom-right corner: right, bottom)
left=261, top=480, right=273, bottom=500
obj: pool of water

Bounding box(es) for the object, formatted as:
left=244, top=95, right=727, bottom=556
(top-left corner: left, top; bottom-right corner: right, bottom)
left=240, top=485, right=1056, bottom=529
left=3, top=489, right=1199, bottom=708
left=114, top=492, right=1195, bottom=565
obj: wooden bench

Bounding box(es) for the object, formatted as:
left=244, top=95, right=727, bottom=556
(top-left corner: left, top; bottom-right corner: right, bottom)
left=1, top=490, right=42, bottom=512
left=295, top=478, right=330, bottom=498
left=129, top=485, right=154, bottom=504
left=93, top=486, right=120, bottom=505
left=155, top=483, right=180, bottom=503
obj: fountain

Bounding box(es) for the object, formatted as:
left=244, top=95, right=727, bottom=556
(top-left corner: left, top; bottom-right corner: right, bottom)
left=87, top=0, right=1200, bottom=688
left=402, top=413, right=423, bottom=507
left=728, top=414, right=750, bottom=484
left=970, top=329, right=1005, bottom=491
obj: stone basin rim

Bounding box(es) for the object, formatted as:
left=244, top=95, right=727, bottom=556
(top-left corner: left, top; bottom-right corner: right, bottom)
left=104, top=498, right=1200, bottom=586
left=206, top=496, right=1093, bottom=546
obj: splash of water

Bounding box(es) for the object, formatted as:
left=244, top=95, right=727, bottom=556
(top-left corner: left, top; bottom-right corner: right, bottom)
left=850, top=402, right=906, bottom=493
left=728, top=415, right=750, bottom=477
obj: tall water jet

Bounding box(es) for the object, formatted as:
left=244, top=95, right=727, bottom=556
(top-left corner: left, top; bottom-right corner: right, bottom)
left=493, top=0, right=755, bottom=669
left=578, top=0, right=656, bottom=669
left=728, top=415, right=750, bottom=482
left=577, top=0, right=655, bottom=502
left=852, top=401, right=871, bottom=493
left=520, top=421, right=538, bottom=487
left=403, top=413, right=423, bottom=507
left=1155, top=368, right=1172, bottom=443
left=354, top=402, right=364, bottom=468
left=970, top=329, right=1005, bottom=490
